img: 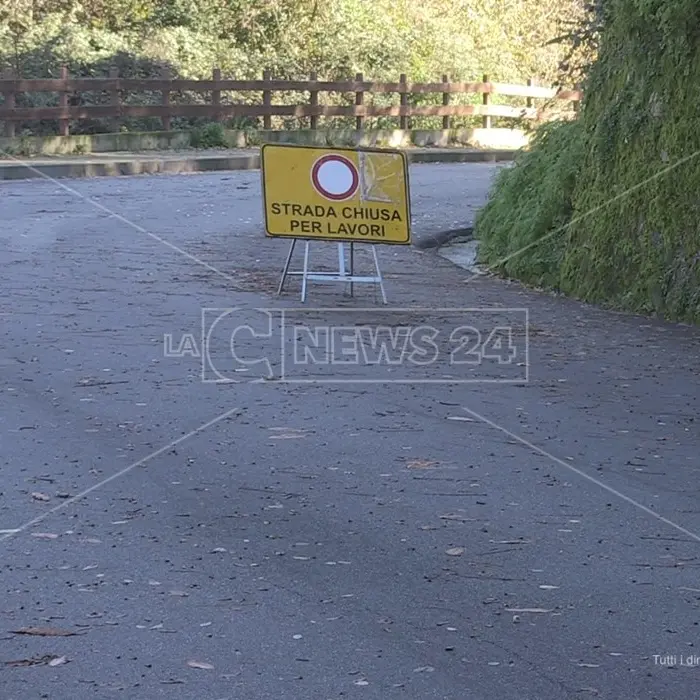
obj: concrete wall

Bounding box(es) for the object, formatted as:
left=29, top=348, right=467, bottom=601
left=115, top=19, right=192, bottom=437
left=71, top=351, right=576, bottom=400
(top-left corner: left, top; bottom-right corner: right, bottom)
left=0, top=128, right=529, bottom=156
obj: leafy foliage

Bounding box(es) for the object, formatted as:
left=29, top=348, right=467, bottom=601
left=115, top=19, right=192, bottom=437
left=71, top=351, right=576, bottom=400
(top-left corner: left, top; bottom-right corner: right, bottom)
left=476, top=0, right=700, bottom=323
left=475, top=119, right=586, bottom=288
left=189, top=121, right=227, bottom=148
left=0, top=0, right=583, bottom=83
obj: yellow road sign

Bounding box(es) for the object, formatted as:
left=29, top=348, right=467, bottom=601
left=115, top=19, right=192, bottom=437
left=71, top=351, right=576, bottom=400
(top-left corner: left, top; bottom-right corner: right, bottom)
left=261, top=144, right=411, bottom=245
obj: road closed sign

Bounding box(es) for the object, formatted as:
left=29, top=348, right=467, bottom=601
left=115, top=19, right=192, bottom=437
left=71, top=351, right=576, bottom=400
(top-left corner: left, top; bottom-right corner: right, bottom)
left=261, top=144, right=411, bottom=244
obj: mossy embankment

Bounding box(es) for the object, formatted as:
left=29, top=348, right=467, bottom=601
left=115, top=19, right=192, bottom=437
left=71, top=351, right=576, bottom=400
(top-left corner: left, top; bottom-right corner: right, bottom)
left=475, top=0, right=700, bottom=324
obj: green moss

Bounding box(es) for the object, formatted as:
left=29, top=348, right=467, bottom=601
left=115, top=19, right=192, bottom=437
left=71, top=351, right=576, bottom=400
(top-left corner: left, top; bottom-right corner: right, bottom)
left=475, top=0, right=700, bottom=324
left=475, top=119, right=586, bottom=289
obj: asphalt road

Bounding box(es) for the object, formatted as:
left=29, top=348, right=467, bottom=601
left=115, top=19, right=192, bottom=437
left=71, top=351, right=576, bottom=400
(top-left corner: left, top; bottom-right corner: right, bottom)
left=1, top=164, right=699, bottom=700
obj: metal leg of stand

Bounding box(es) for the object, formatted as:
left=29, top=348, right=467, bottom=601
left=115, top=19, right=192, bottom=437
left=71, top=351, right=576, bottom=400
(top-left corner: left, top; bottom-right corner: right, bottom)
left=301, top=240, right=311, bottom=303
left=337, top=243, right=347, bottom=296
left=349, top=242, right=355, bottom=297
left=277, top=238, right=296, bottom=295
left=337, top=243, right=346, bottom=276
left=372, top=245, right=387, bottom=305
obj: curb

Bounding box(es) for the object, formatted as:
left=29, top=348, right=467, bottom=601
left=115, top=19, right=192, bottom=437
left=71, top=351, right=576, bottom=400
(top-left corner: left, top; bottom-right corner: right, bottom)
left=413, top=227, right=475, bottom=250
left=0, top=148, right=516, bottom=181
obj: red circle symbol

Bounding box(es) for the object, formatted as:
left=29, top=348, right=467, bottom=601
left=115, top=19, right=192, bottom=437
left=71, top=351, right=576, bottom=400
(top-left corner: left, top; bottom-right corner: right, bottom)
left=311, top=154, right=359, bottom=201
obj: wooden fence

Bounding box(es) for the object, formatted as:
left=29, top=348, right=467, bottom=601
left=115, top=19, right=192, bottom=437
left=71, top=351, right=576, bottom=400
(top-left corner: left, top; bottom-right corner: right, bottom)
left=0, top=67, right=581, bottom=137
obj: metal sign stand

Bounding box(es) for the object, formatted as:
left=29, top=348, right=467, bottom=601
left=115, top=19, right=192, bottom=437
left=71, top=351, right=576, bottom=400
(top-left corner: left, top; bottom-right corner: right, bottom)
left=277, top=239, right=387, bottom=304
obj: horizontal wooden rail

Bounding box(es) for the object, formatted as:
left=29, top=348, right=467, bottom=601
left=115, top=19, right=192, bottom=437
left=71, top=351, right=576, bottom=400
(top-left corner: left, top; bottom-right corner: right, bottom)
left=0, top=68, right=581, bottom=137
left=0, top=104, right=545, bottom=121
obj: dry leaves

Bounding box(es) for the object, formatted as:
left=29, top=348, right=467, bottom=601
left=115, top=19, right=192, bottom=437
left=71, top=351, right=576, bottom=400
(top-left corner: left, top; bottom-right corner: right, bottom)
left=269, top=427, right=306, bottom=440
left=5, top=654, right=68, bottom=667
left=10, top=627, right=82, bottom=637
left=187, top=660, right=214, bottom=670
left=445, top=547, right=465, bottom=556
left=406, top=459, right=440, bottom=470
left=31, top=492, right=50, bottom=502
left=440, top=513, right=477, bottom=522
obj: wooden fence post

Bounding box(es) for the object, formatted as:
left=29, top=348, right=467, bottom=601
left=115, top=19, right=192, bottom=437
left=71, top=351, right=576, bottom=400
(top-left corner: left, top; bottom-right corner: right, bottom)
left=108, top=67, right=120, bottom=133
left=442, top=74, right=450, bottom=130
left=58, top=65, right=70, bottom=137
left=212, top=67, right=222, bottom=123
left=161, top=67, right=171, bottom=131
left=399, top=73, right=408, bottom=130
left=481, top=73, right=491, bottom=129
left=1, top=68, right=16, bottom=138
left=262, top=70, right=272, bottom=130
left=355, top=73, right=364, bottom=130
left=526, top=77, right=535, bottom=123
left=309, top=71, right=318, bottom=130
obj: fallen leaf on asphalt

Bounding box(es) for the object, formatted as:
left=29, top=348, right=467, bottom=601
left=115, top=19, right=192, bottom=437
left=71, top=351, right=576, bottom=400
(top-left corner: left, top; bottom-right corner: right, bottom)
left=494, top=539, right=530, bottom=544
left=169, top=590, right=189, bottom=597
left=445, top=547, right=465, bottom=556
left=48, top=656, right=68, bottom=667
left=31, top=532, right=58, bottom=539
left=406, top=459, right=439, bottom=470
left=10, top=627, right=82, bottom=637
left=187, top=660, right=214, bottom=670
left=413, top=666, right=435, bottom=673
left=31, top=492, right=50, bottom=502
left=5, top=655, right=64, bottom=667
left=268, top=426, right=309, bottom=440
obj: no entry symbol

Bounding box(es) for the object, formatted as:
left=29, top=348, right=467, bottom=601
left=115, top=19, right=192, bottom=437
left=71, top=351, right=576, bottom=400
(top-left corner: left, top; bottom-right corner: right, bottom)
left=311, top=154, right=359, bottom=201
